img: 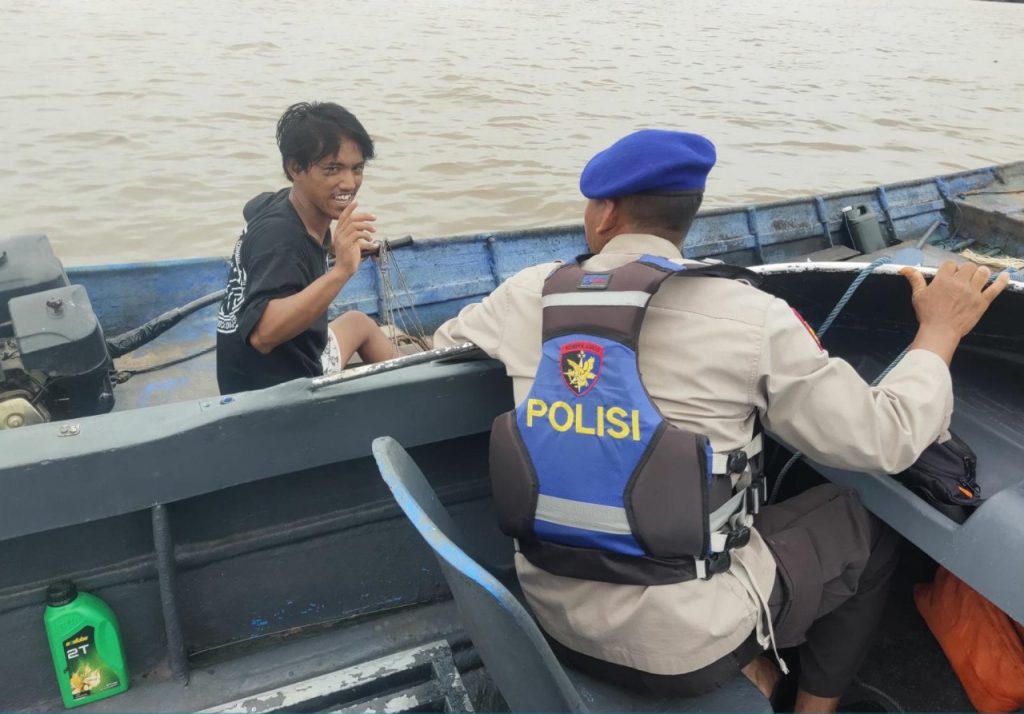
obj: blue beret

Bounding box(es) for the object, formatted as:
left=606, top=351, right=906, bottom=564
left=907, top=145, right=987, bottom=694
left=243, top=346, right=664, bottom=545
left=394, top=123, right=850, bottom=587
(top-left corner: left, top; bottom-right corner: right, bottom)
left=579, top=130, right=716, bottom=199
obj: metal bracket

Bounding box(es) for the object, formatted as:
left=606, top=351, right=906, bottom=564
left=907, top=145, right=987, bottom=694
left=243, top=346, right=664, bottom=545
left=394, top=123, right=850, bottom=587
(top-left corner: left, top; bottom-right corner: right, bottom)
left=310, top=343, right=482, bottom=391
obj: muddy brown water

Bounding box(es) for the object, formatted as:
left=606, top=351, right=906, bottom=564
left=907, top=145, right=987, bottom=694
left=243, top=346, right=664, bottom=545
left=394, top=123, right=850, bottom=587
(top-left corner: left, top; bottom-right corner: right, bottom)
left=1, top=0, right=1022, bottom=264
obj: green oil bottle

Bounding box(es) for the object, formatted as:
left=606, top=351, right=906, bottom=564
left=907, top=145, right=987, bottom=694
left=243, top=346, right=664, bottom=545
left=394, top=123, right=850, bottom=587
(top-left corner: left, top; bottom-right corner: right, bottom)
left=43, top=581, right=129, bottom=708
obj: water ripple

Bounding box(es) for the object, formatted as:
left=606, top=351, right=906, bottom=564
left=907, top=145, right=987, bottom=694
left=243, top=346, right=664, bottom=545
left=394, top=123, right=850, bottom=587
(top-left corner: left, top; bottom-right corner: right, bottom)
left=0, top=0, right=1022, bottom=264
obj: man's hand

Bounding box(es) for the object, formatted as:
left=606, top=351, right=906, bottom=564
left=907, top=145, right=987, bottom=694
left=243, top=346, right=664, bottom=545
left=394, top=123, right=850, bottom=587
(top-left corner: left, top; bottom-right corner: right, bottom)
left=901, top=261, right=1010, bottom=364
left=332, top=200, right=376, bottom=276
left=901, top=261, right=1009, bottom=337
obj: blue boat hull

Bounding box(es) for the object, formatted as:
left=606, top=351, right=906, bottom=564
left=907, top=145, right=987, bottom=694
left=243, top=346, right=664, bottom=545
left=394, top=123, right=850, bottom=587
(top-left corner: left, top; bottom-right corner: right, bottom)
left=62, top=161, right=1024, bottom=412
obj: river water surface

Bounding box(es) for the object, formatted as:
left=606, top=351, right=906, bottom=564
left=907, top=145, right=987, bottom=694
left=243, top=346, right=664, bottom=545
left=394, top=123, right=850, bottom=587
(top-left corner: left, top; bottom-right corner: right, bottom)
left=2, top=0, right=1022, bottom=264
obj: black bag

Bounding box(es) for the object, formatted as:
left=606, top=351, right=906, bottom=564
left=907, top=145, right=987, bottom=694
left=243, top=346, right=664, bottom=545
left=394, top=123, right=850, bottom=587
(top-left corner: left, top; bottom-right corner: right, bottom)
left=893, top=431, right=982, bottom=523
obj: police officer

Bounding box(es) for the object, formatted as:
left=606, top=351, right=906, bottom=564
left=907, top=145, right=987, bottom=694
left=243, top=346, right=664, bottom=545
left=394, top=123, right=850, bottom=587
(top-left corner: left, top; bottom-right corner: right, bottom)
left=433, top=130, right=1008, bottom=713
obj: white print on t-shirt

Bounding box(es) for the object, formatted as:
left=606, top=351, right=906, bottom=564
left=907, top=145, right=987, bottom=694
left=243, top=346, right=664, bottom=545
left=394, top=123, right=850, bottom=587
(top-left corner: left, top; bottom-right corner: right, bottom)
left=216, top=232, right=248, bottom=334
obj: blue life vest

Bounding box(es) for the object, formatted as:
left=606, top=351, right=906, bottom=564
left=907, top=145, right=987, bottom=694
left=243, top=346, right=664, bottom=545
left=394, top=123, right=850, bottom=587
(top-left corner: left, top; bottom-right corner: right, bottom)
left=490, top=255, right=764, bottom=585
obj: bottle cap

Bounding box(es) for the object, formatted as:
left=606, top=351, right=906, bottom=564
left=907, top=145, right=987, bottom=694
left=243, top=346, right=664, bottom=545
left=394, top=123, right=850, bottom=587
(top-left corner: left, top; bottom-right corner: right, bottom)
left=45, top=580, right=78, bottom=607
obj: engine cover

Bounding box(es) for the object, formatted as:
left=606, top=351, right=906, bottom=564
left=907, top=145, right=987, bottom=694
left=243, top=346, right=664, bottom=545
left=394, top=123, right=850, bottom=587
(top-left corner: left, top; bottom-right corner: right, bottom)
left=0, top=234, right=69, bottom=335
left=9, top=285, right=114, bottom=418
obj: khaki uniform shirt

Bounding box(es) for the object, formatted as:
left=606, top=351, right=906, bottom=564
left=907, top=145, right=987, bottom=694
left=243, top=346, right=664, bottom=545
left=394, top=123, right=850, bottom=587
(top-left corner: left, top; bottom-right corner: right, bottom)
left=434, top=233, right=953, bottom=675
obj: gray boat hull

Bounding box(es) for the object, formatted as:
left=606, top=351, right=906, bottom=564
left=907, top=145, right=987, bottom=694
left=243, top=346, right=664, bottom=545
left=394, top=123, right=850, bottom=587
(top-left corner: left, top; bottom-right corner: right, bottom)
left=3, top=162, right=1024, bottom=710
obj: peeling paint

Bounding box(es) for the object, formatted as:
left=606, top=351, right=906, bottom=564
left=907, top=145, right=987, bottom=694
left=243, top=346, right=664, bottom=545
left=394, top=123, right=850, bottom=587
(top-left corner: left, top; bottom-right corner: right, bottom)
left=381, top=694, right=421, bottom=712
left=201, top=641, right=464, bottom=713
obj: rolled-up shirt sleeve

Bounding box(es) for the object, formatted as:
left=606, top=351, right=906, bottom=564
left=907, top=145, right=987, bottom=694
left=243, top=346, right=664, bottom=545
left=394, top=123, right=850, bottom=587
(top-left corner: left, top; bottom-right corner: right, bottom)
left=434, top=263, right=556, bottom=354
left=236, top=235, right=315, bottom=342
left=433, top=283, right=509, bottom=356
left=755, top=298, right=953, bottom=474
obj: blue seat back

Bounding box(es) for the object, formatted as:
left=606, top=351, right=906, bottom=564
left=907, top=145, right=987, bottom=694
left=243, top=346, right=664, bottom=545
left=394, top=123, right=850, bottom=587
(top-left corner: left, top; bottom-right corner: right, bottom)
left=372, top=436, right=586, bottom=712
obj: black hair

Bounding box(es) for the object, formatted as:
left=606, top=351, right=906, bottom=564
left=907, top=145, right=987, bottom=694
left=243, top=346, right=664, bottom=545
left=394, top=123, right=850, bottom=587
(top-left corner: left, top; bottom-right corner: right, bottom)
left=619, top=192, right=704, bottom=245
left=276, top=102, right=375, bottom=181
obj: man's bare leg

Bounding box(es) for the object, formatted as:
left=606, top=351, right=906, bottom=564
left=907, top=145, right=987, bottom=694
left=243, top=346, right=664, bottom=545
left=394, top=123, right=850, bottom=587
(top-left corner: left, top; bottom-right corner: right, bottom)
left=740, top=656, right=781, bottom=700
left=741, top=659, right=841, bottom=712
left=330, top=311, right=395, bottom=366
left=794, top=690, right=840, bottom=713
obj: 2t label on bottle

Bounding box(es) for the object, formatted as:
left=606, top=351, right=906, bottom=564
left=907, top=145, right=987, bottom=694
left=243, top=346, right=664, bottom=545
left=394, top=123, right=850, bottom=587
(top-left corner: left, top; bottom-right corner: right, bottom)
left=62, top=626, right=120, bottom=700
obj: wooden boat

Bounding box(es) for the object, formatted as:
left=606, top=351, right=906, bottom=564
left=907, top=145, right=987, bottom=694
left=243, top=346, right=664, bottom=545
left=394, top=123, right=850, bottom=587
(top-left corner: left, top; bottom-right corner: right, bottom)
left=2, top=161, right=1022, bottom=711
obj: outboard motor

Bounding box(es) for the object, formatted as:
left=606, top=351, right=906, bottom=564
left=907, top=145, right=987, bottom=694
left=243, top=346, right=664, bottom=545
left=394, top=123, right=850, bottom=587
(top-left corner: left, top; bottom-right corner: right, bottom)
left=0, top=235, right=114, bottom=429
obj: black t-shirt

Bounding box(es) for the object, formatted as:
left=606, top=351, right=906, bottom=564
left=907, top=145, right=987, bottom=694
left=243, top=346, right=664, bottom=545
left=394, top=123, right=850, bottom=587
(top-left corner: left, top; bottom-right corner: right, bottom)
left=216, top=188, right=332, bottom=394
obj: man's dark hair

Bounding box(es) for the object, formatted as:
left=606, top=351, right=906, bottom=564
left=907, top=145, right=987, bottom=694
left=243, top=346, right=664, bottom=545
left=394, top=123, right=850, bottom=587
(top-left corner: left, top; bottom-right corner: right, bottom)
left=276, top=102, right=375, bottom=181
left=619, top=192, right=704, bottom=245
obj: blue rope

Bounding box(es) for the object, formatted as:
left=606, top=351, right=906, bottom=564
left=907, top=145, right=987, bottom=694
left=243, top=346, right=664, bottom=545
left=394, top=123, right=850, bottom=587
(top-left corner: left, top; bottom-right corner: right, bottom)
left=768, top=258, right=910, bottom=504
left=816, top=256, right=893, bottom=339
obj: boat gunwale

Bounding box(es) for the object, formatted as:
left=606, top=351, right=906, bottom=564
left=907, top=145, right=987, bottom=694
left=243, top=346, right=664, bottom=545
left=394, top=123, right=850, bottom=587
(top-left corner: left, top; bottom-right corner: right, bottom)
left=0, top=357, right=511, bottom=543
left=754, top=260, right=1024, bottom=290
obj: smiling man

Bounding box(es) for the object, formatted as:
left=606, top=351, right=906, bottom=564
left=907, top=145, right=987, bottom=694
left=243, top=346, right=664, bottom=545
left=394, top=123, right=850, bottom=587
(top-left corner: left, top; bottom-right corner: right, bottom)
left=216, top=102, right=394, bottom=394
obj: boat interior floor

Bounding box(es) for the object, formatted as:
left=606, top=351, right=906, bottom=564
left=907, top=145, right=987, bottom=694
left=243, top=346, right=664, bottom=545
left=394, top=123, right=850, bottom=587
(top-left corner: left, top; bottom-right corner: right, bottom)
left=107, top=328, right=430, bottom=412
left=29, top=599, right=487, bottom=714
left=109, top=335, right=219, bottom=409
left=847, top=542, right=975, bottom=713
left=40, top=548, right=973, bottom=713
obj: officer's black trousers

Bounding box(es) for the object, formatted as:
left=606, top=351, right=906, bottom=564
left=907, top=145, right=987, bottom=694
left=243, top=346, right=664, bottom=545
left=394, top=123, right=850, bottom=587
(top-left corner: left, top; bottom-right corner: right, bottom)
left=760, top=483, right=900, bottom=698
left=547, top=484, right=899, bottom=699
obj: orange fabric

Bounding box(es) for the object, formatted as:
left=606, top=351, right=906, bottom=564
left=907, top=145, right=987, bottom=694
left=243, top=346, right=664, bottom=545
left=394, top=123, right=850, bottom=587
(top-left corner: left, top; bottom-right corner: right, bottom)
left=915, top=567, right=1024, bottom=713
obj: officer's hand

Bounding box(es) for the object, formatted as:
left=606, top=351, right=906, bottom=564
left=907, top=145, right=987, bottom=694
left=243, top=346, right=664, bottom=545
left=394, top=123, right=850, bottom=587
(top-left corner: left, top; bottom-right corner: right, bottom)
left=332, top=201, right=377, bottom=276
left=900, top=261, right=1009, bottom=338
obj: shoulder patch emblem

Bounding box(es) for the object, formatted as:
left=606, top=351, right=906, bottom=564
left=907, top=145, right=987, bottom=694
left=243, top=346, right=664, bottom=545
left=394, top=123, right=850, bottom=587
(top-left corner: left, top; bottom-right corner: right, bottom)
left=579, top=273, right=611, bottom=290
left=560, top=341, right=604, bottom=396
left=792, top=308, right=823, bottom=351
